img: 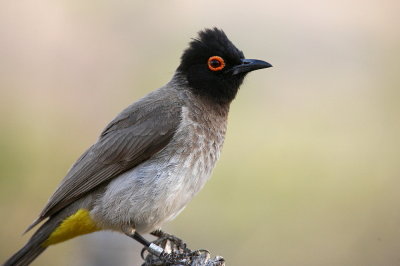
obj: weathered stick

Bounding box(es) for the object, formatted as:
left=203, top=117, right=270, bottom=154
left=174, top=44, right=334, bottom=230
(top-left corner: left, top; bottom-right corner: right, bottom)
left=141, top=237, right=225, bottom=266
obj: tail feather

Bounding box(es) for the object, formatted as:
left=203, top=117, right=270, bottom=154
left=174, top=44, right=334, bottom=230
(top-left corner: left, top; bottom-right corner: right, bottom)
left=4, top=244, right=47, bottom=266
left=4, top=215, right=63, bottom=266
left=23, top=217, right=44, bottom=235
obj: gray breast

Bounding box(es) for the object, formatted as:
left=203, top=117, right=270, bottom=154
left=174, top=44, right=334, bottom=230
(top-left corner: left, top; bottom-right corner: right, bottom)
left=92, top=92, right=229, bottom=234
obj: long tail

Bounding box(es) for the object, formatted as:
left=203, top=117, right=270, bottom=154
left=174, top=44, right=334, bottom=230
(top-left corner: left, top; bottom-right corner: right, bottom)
left=3, top=243, right=47, bottom=266
left=4, top=216, right=62, bottom=266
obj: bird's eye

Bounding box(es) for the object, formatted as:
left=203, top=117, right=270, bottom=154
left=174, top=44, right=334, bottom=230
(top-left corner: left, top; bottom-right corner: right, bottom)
left=207, top=56, right=225, bottom=71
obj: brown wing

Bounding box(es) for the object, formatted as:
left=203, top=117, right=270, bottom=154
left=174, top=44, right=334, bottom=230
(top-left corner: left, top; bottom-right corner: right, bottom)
left=26, top=88, right=183, bottom=232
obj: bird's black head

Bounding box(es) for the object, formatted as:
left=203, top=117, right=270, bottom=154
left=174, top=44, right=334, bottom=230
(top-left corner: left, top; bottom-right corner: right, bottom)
left=177, top=28, right=272, bottom=104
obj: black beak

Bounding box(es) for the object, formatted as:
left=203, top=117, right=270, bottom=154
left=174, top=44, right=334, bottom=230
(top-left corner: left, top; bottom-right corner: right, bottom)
left=230, top=59, right=272, bottom=75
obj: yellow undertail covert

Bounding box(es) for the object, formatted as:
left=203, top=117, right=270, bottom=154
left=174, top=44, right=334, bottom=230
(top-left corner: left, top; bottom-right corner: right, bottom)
left=42, top=209, right=100, bottom=247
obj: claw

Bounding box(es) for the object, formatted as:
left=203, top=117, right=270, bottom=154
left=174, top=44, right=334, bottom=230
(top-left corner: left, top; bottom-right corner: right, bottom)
left=140, top=247, right=147, bottom=260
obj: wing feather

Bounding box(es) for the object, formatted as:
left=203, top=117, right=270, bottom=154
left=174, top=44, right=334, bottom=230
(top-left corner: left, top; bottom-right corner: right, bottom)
left=26, top=88, right=183, bottom=231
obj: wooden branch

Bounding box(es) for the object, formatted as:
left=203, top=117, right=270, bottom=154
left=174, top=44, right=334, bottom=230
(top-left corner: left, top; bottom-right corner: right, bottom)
left=141, top=237, right=225, bottom=266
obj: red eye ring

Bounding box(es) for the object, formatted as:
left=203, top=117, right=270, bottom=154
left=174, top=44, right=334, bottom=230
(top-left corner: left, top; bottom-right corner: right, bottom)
left=208, top=56, right=225, bottom=71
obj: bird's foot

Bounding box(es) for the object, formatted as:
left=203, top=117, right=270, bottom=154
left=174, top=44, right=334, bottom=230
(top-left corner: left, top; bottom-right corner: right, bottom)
left=151, top=229, right=188, bottom=251
left=141, top=230, right=224, bottom=265
left=141, top=230, right=196, bottom=264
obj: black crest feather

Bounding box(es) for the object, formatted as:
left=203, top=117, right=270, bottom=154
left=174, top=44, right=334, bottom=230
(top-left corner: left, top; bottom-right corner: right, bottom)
left=178, top=28, right=244, bottom=72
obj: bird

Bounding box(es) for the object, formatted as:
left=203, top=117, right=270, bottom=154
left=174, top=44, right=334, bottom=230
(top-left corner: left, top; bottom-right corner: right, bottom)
left=4, top=27, right=272, bottom=266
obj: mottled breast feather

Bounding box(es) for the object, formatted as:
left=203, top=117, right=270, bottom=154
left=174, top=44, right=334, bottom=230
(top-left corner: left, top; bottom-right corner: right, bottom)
left=175, top=89, right=229, bottom=195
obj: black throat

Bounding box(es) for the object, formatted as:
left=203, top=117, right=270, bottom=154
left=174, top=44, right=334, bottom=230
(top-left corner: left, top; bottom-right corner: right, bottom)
left=177, top=68, right=245, bottom=105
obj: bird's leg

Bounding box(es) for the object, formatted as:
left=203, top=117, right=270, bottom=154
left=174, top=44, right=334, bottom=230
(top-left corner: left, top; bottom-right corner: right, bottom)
left=126, top=231, right=164, bottom=257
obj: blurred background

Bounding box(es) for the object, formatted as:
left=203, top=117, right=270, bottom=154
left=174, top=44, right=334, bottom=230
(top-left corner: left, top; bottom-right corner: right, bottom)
left=1, top=0, right=400, bottom=265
